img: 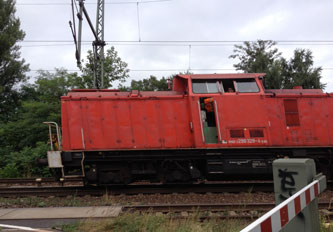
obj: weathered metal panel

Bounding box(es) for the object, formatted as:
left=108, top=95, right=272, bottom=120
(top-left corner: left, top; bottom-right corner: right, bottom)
left=130, top=100, right=148, bottom=148
left=176, top=99, right=194, bottom=147
left=47, top=151, right=63, bottom=168
left=101, top=100, right=119, bottom=148
left=83, top=100, right=105, bottom=149
left=310, top=98, right=330, bottom=145
left=116, top=101, right=133, bottom=148
left=144, top=100, right=162, bottom=148
left=60, top=74, right=333, bottom=152
left=64, top=100, right=85, bottom=150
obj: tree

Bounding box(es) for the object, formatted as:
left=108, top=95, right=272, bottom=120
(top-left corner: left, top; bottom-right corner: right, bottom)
left=32, top=69, right=82, bottom=103
left=281, top=49, right=325, bottom=89
left=0, top=70, right=72, bottom=178
left=0, top=0, right=29, bottom=122
left=229, top=40, right=325, bottom=89
left=119, top=75, right=169, bottom=91
left=80, top=46, right=130, bottom=88
left=229, top=40, right=282, bottom=89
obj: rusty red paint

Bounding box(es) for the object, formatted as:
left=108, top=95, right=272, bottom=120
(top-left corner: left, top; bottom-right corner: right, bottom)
left=61, top=74, right=333, bottom=151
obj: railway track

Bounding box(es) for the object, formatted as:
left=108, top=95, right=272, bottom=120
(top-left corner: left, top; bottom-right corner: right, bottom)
left=122, top=202, right=333, bottom=220
left=0, top=177, right=83, bottom=187
left=0, top=179, right=331, bottom=198
left=0, top=181, right=274, bottom=197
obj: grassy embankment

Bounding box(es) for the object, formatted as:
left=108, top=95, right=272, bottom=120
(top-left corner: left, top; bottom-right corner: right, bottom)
left=59, top=213, right=248, bottom=232
left=58, top=213, right=333, bottom=232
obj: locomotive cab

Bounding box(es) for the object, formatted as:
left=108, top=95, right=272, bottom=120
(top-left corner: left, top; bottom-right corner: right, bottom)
left=175, top=73, right=267, bottom=147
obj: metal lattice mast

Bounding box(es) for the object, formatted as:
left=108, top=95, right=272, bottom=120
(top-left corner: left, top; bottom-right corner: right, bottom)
left=93, top=0, right=105, bottom=89
left=71, top=0, right=105, bottom=89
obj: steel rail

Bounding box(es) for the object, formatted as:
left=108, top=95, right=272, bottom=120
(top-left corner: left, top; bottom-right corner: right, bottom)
left=0, top=179, right=331, bottom=197
left=123, top=202, right=332, bottom=212
left=0, top=182, right=274, bottom=197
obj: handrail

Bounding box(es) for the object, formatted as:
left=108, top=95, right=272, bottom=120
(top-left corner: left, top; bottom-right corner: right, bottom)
left=43, top=122, right=62, bottom=150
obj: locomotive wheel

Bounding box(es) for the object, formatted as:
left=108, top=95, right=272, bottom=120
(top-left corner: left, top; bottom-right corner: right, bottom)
left=159, top=160, right=191, bottom=183
left=98, top=167, right=132, bottom=185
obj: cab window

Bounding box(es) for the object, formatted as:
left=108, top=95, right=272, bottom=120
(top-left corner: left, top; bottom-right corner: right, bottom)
left=192, top=78, right=259, bottom=94
left=192, top=80, right=219, bottom=93
left=221, top=79, right=235, bottom=92
left=234, top=79, right=259, bottom=93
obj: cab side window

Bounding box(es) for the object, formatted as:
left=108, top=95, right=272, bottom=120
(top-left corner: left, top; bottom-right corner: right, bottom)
left=192, top=80, right=219, bottom=93
left=221, top=79, right=235, bottom=92
left=234, top=79, right=259, bottom=93
left=191, top=78, right=259, bottom=94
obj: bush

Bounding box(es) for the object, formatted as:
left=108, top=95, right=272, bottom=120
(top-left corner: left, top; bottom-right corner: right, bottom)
left=0, top=142, right=51, bottom=178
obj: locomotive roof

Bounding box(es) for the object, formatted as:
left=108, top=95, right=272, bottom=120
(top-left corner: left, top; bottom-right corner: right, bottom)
left=176, top=73, right=265, bottom=79
left=65, top=90, right=182, bottom=98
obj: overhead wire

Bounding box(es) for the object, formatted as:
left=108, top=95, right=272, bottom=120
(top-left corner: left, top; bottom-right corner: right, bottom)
left=18, top=40, right=333, bottom=43
left=27, top=67, right=333, bottom=72
left=19, top=41, right=333, bottom=48
left=18, top=40, right=333, bottom=46
left=16, top=0, right=171, bottom=5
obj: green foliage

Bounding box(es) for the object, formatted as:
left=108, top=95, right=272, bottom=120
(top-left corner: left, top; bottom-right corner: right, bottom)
left=320, top=216, right=333, bottom=232
left=60, top=223, right=80, bottom=232
left=0, top=70, right=67, bottom=177
left=80, top=46, right=130, bottom=88
left=0, top=142, right=50, bottom=178
left=33, top=69, right=82, bottom=103
left=230, top=40, right=325, bottom=89
left=119, top=75, right=169, bottom=91
left=0, top=101, right=60, bottom=152
left=0, top=45, right=130, bottom=177
left=280, top=49, right=325, bottom=89
left=0, top=0, right=29, bottom=122
left=76, top=213, right=248, bottom=232
left=229, top=40, right=281, bottom=89
left=0, top=163, right=19, bottom=178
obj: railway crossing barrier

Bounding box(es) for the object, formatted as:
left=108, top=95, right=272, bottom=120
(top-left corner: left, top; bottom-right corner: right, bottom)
left=241, top=159, right=327, bottom=232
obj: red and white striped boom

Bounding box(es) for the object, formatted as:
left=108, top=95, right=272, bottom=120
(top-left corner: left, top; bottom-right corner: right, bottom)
left=240, top=179, right=324, bottom=232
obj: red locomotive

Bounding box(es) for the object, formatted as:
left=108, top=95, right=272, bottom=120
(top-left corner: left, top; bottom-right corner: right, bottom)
left=45, top=73, right=333, bottom=184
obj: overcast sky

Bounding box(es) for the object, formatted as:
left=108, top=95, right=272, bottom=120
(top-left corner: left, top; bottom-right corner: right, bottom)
left=15, top=0, right=333, bottom=91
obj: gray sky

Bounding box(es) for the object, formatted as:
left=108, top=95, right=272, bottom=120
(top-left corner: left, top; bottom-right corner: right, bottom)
left=16, top=0, right=333, bottom=91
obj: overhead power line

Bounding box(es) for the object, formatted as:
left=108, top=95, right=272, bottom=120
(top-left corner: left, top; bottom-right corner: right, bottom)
left=16, top=0, right=171, bottom=5
left=19, top=40, right=333, bottom=48
left=27, top=67, right=333, bottom=72
left=19, top=40, right=333, bottom=43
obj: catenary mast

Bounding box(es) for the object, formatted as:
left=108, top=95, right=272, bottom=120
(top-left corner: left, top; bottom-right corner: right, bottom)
left=70, top=0, right=105, bottom=89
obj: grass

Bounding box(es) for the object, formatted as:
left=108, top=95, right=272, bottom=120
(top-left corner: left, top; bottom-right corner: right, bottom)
left=0, top=195, right=87, bottom=208
left=60, top=213, right=248, bottom=232
left=320, top=215, right=333, bottom=232
left=58, top=213, right=333, bottom=232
